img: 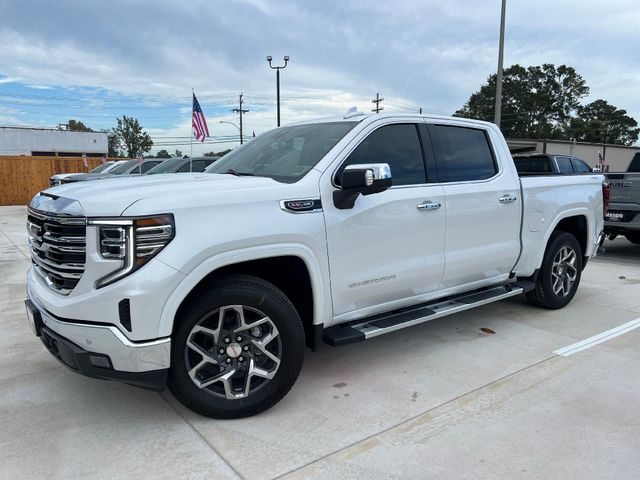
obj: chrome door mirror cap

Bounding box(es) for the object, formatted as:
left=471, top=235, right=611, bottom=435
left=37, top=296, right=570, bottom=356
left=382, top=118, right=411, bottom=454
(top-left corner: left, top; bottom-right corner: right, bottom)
left=334, top=163, right=393, bottom=210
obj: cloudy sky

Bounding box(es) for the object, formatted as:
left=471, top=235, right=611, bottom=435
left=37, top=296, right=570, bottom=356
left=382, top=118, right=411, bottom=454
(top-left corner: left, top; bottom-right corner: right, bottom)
left=1, top=0, right=639, bottom=154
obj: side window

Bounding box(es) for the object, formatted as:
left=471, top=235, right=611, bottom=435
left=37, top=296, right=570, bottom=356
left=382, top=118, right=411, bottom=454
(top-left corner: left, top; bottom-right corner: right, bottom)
left=176, top=162, right=191, bottom=172
left=140, top=161, right=160, bottom=173
left=554, top=156, right=573, bottom=173
left=191, top=160, right=207, bottom=172
left=430, top=125, right=497, bottom=182
left=571, top=158, right=591, bottom=173
left=338, top=124, right=426, bottom=186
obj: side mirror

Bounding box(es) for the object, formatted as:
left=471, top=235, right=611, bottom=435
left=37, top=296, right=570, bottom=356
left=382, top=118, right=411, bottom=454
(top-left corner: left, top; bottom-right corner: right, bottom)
left=333, top=163, right=392, bottom=209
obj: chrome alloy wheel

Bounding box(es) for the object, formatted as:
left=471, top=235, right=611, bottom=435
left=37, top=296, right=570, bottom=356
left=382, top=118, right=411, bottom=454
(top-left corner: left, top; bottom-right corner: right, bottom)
left=551, top=246, right=578, bottom=297
left=184, top=305, right=282, bottom=400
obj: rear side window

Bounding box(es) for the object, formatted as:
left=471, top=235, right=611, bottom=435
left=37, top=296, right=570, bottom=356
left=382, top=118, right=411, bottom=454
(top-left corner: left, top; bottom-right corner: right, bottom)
left=555, top=156, right=573, bottom=173
left=339, top=124, right=426, bottom=186
left=513, top=156, right=552, bottom=173
left=140, top=161, right=161, bottom=173
left=430, top=125, right=497, bottom=182
left=571, top=158, right=591, bottom=173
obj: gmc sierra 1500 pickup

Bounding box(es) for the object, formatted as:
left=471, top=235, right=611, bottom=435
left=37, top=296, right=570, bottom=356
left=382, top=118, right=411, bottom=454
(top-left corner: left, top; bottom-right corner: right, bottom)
left=25, top=113, right=606, bottom=418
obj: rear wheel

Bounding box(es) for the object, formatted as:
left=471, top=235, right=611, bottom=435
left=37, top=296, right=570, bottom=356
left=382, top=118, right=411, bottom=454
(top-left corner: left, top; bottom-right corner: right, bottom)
left=169, top=275, right=305, bottom=418
left=624, top=233, right=640, bottom=244
left=526, top=232, right=582, bottom=309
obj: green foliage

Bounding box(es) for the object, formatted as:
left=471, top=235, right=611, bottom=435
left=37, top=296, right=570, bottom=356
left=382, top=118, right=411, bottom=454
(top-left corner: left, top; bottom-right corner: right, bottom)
left=107, top=131, right=122, bottom=157
left=113, top=115, right=153, bottom=158
left=174, top=149, right=182, bottom=157
left=156, top=149, right=171, bottom=158
left=204, top=149, right=232, bottom=157
left=455, top=64, right=589, bottom=139
left=59, top=119, right=92, bottom=132
left=567, top=99, right=639, bottom=146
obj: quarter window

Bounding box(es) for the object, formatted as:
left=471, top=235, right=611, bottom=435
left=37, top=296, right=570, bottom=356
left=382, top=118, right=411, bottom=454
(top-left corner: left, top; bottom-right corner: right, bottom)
left=430, top=125, right=497, bottom=182
left=555, top=156, right=573, bottom=174
left=571, top=158, right=591, bottom=173
left=338, top=124, right=426, bottom=186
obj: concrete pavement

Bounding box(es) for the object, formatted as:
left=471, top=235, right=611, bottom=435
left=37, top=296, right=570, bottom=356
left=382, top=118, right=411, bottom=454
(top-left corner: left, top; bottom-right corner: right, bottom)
left=1, top=205, right=639, bottom=479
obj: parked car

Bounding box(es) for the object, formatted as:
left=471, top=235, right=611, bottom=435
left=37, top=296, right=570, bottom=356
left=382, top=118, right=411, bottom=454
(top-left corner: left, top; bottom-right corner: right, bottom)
left=144, top=157, right=217, bottom=175
left=25, top=113, right=605, bottom=419
left=604, top=152, right=640, bottom=243
left=49, top=161, right=121, bottom=187
left=60, top=158, right=165, bottom=184
left=512, top=153, right=593, bottom=174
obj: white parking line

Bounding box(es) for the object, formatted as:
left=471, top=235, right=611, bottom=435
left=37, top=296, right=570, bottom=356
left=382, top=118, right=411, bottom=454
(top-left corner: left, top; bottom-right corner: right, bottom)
left=554, top=318, right=640, bottom=357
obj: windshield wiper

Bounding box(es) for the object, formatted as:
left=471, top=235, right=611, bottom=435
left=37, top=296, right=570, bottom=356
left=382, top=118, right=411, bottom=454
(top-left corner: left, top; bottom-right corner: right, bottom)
left=225, top=169, right=255, bottom=177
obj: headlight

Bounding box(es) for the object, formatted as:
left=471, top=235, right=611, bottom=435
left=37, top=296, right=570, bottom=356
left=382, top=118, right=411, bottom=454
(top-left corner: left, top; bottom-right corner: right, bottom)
left=89, top=214, right=175, bottom=288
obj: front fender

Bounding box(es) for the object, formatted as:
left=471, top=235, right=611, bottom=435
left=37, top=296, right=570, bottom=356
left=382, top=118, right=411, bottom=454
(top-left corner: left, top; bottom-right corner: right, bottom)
left=157, top=243, right=331, bottom=337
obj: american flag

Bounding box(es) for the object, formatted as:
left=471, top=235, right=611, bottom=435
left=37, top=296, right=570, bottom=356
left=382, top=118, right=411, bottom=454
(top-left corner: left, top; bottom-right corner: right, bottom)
left=192, top=93, right=210, bottom=143
left=100, top=155, right=107, bottom=165
left=82, top=154, right=88, bottom=168
left=137, top=153, right=144, bottom=165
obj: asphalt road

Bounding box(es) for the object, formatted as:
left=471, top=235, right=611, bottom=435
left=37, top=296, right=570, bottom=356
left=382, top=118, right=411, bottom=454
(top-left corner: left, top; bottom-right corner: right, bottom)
left=1, top=205, right=639, bottom=479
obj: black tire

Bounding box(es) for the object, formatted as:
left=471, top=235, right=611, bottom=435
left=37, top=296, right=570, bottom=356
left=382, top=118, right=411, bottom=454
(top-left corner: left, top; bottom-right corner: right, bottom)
left=526, top=232, right=583, bottom=309
left=169, top=274, right=305, bottom=419
left=624, top=233, right=640, bottom=244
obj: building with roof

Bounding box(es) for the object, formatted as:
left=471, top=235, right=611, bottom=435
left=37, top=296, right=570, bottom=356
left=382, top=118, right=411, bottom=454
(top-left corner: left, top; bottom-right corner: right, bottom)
left=0, top=126, right=108, bottom=157
left=507, top=138, right=640, bottom=172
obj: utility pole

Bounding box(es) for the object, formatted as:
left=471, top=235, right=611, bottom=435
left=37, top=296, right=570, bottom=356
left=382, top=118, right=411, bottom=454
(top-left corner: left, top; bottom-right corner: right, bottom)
left=494, top=0, right=507, bottom=127
left=371, top=93, right=384, bottom=113
left=231, top=94, right=249, bottom=145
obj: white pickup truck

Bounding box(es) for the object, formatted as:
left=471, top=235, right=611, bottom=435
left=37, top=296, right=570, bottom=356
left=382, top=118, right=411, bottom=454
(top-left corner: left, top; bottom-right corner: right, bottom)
left=25, top=113, right=606, bottom=418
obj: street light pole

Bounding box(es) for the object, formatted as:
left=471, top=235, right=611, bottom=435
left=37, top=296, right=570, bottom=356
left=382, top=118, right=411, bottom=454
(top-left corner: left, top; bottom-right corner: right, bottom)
left=219, top=120, right=240, bottom=141
left=494, top=0, right=507, bottom=127
left=267, top=55, right=290, bottom=127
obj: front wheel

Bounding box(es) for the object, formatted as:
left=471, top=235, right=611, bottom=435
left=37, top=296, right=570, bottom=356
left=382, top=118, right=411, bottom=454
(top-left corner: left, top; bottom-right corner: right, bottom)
left=526, top=232, right=583, bottom=309
left=169, top=275, right=305, bottom=418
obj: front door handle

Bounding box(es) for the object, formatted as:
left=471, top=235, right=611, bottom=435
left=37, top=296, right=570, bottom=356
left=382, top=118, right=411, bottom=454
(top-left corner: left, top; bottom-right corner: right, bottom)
left=499, top=195, right=517, bottom=204
left=417, top=201, right=441, bottom=211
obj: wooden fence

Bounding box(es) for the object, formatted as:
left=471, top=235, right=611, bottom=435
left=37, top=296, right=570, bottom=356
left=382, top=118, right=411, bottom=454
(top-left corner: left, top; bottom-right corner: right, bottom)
left=0, top=156, right=120, bottom=206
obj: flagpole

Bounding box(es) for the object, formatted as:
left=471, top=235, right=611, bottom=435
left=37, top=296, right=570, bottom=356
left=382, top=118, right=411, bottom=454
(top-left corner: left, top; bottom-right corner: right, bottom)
left=190, top=89, right=194, bottom=172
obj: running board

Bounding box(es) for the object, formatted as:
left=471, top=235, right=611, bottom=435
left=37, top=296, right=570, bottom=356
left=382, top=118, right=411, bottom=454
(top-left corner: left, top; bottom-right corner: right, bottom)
left=323, top=281, right=535, bottom=346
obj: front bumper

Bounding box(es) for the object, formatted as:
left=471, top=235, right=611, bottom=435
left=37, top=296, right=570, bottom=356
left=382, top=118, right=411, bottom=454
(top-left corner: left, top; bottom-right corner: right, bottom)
left=26, top=293, right=170, bottom=390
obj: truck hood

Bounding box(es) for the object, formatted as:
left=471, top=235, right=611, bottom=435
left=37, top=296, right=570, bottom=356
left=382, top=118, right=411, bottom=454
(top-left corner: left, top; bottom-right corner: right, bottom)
left=39, top=173, right=286, bottom=216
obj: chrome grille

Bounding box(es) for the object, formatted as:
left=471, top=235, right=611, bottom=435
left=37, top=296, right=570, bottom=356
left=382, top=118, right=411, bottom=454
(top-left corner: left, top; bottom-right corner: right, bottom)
left=27, top=208, right=87, bottom=295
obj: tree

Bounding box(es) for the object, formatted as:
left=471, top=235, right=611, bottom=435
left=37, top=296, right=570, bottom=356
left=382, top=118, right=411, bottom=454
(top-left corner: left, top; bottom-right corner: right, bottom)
left=107, top=131, right=122, bottom=157
left=566, top=99, right=639, bottom=146
left=174, top=149, right=182, bottom=157
left=455, top=64, right=589, bottom=139
left=113, top=115, right=153, bottom=158
left=156, top=149, right=171, bottom=158
left=204, top=149, right=232, bottom=157
left=58, top=119, right=92, bottom=132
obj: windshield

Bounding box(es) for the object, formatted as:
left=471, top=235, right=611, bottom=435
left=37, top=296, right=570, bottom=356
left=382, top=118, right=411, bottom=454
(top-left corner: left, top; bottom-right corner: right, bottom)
left=89, top=163, right=111, bottom=174
left=108, top=160, right=137, bottom=174
left=206, top=122, right=358, bottom=182
left=146, top=157, right=184, bottom=174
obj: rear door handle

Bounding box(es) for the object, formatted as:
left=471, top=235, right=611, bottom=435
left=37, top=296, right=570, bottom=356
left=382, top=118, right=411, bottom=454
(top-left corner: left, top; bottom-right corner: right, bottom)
left=499, top=195, right=517, bottom=204
left=417, top=201, right=441, bottom=211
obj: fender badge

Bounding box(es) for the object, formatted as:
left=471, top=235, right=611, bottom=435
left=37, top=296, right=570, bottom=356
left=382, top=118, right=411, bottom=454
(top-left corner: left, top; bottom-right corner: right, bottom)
left=282, top=199, right=322, bottom=213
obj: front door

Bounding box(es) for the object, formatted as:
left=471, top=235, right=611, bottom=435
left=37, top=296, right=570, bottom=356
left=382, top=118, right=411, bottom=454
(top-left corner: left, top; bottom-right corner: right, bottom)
left=321, top=121, right=446, bottom=321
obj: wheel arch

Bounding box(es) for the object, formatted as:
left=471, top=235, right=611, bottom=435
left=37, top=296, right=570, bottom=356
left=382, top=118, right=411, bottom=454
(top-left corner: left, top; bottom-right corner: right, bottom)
left=538, top=212, right=591, bottom=270
left=159, top=245, right=329, bottom=350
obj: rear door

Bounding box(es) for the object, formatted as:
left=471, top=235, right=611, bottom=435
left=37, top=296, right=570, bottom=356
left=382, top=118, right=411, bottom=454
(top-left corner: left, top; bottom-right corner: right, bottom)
left=428, top=123, right=521, bottom=290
